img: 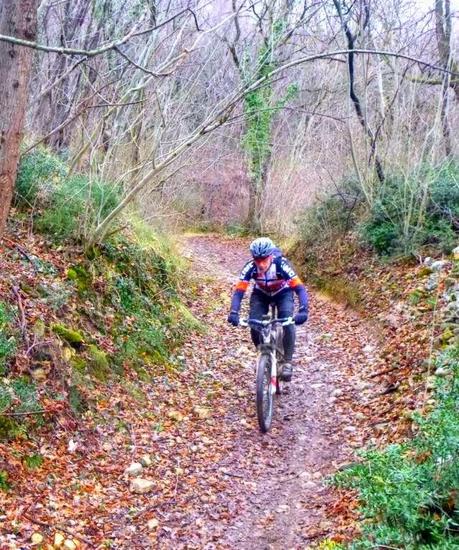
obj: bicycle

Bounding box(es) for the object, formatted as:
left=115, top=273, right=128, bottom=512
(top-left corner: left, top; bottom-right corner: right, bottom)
left=241, top=306, right=294, bottom=433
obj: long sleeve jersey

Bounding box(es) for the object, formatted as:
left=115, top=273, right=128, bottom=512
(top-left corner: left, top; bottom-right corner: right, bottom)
left=230, top=254, right=308, bottom=313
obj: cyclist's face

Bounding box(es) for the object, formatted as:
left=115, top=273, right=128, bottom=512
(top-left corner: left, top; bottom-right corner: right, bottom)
left=254, top=255, right=273, bottom=273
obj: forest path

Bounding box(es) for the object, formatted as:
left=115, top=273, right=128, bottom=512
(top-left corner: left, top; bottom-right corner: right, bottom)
left=176, top=234, right=380, bottom=548
left=2, top=234, right=382, bottom=550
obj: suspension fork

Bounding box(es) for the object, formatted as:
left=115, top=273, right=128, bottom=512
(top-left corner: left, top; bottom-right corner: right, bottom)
left=259, top=342, right=277, bottom=394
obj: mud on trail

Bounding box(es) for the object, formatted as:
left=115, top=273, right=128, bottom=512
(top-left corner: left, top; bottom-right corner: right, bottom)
left=178, top=235, right=384, bottom=548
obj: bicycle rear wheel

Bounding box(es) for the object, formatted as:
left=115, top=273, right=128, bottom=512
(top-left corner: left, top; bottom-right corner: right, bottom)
left=256, top=353, right=274, bottom=433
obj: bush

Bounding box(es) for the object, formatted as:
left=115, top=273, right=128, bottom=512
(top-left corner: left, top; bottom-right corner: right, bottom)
left=361, top=162, right=459, bottom=256
left=15, top=148, right=67, bottom=208
left=35, top=175, right=121, bottom=241
left=298, top=178, right=364, bottom=244
left=90, top=221, right=195, bottom=372
left=298, top=162, right=458, bottom=258
left=0, top=302, right=17, bottom=377
left=15, top=148, right=121, bottom=241
left=335, top=345, right=459, bottom=549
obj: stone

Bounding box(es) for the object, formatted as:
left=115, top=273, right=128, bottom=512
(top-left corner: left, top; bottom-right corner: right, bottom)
left=276, top=504, right=290, bottom=513
left=147, top=518, right=159, bottom=530
left=452, top=246, right=459, bottom=260
left=125, top=462, right=143, bottom=476
left=425, top=274, right=439, bottom=291
left=423, top=257, right=434, bottom=266
left=431, top=260, right=449, bottom=272
left=63, top=540, right=78, bottom=550
left=54, top=533, right=65, bottom=547
left=193, top=406, right=210, bottom=419
left=31, top=533, right=44, bottom=545
left=130, top=478, right=155, bottom=494
left=435, top=367, right=450, bottom=377
left=140, top=454, right=152, bottom=467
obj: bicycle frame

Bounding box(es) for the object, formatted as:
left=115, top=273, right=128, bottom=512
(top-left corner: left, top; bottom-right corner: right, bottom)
left=241, top=313, right=294, bottom=395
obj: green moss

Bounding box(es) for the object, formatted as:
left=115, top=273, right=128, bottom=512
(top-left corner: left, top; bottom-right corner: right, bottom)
left=87, top=345, right=110, bottom=381
left=67, top=265, right=92, bottom=293
left=52, top=324, right=84, bottom=347
left=0, top=417, right=23, bottom=440
left=68, top=385, right=87, bottom=414
left=440, top=328, right=454, bottom=344
left=70, top=356, right=87, bottom=373
left=315, top=275, right=361, bottom=309
left=418, top=266, right=433, bottom=277
left=0, top=470, right=11, bottom=492
left=408, top=289, right=426, bottom=305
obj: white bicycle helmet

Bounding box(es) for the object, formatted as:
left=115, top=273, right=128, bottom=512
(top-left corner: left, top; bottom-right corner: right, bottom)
left=250, top=237, right=275, bottom=258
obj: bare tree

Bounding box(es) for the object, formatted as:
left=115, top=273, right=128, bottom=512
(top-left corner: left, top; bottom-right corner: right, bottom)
left=0, top=0, right=38, bottom=238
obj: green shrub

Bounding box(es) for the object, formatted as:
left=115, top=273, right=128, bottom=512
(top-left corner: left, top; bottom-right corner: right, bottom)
left=0, top=302, right=17, bottom=377
left=15, top=148, right=67, bottom=207
left=298, top=178, right=364, bottom=244
left=94, top=224, right=192, bottom=370
left=24, top=453, right=44, bottom=469
left=360, top=162, right=459, bottom=256
left=335, top=345, right=459, bottom=549
left=14, top=148, right=122, bottom=241
left=35, top=175, right=121, bottom=241
left=0, top=470, right=11, bottom=492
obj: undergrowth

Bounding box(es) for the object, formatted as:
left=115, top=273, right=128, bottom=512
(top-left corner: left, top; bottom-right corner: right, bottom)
left=15, top=147, right=121, bottom=241
left=0, top=302, right=17, bottom=377
left=334, top=344, right=459, bottom=549
left=299, top=161, right=459, bottom=259
left=1, top=148, right=200, bottom=441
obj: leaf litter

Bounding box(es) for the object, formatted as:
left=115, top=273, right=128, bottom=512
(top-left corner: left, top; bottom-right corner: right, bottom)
left=0, top=233, right=441, bottom=549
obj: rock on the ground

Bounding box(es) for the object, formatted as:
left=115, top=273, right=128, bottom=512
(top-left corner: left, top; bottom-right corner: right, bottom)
left=147, top=518, right=159, bottom=530
left=140, top=454, right=152, bottom=467
left=54, top=533, right=65, bottom=547
left=431, top=260, right=449, bottom=272
left=125, top=462, right=143, bottom=476
left=130, top=478, right=155, bottom=494
left=31, top=533, right=44, bottom=545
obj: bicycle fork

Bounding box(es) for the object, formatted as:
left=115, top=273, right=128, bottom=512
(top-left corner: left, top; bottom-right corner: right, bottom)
left=267, top=351, right=278, bottom=395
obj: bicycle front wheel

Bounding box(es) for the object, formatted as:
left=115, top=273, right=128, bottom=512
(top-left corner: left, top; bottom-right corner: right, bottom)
left=256, top=353, right=274, bottom=433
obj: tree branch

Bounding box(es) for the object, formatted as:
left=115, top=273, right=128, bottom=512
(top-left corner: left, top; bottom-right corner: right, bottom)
left=0, top=7, right=199, bottom=57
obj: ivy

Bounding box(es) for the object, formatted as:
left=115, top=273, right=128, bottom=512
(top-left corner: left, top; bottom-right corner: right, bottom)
left=241, top=22, right=298, bottom=189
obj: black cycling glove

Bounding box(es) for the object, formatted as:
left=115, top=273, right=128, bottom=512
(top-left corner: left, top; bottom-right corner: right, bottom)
left=227, top=311, right=240, bottom=326
left=294, top=306, right=308, bottom=325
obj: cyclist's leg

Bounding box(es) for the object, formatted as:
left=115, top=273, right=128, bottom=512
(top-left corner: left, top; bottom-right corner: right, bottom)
left=275, top=289, right=295, bottom=362
left=249, top=289, right=269, bottom=349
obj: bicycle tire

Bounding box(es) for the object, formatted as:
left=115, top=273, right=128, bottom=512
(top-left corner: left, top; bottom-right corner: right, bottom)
left=256, top=353, right=274, bottom=433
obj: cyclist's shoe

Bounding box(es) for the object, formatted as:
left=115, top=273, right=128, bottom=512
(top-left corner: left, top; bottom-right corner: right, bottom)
left=280, top=362, right=293, bottom=382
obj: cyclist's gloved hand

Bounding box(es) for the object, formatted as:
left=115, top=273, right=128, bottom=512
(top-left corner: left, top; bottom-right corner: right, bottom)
left=227, top=311, right=240, bottom=326
left=294, top=307, right=308, bottom=325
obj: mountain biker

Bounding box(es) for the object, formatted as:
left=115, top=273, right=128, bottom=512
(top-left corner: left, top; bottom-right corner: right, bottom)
left=227, top=237, right=308, bottom=381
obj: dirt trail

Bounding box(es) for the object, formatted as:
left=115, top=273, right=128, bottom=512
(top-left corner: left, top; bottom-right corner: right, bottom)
left=180, top=235, right=382, bottom=548
left=2, top=234, right=385, bottom=550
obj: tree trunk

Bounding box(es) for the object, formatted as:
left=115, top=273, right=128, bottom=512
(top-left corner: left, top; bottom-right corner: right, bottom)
left=435, top=0, right=453, bottom=156
left=0, top=0, right=38, bottom=238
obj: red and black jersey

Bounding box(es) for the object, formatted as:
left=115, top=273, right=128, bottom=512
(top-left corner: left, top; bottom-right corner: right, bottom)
left=234, top=256, right=303, bottom=296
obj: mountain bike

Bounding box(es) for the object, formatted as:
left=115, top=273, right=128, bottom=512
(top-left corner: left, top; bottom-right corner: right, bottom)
left=241, top=307, right=294, bottom=433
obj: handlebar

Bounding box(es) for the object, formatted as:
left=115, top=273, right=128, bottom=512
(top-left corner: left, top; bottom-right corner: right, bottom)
left=240, top=317, right=294, bottom=328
